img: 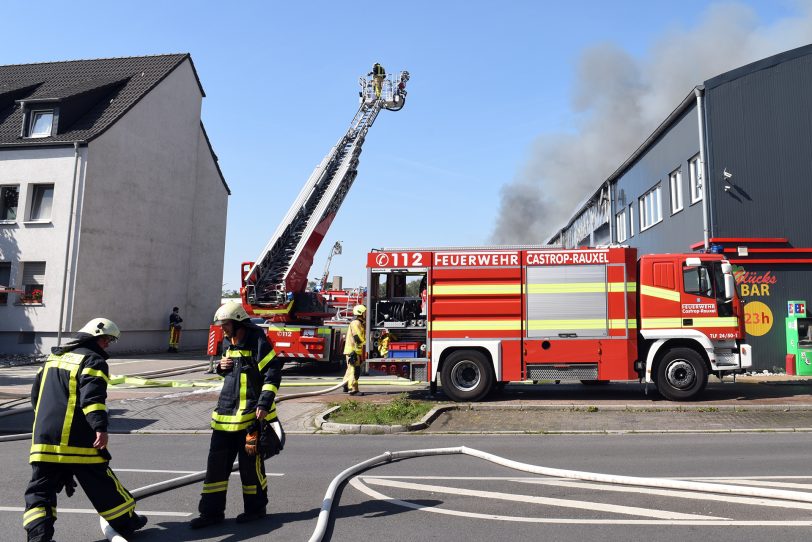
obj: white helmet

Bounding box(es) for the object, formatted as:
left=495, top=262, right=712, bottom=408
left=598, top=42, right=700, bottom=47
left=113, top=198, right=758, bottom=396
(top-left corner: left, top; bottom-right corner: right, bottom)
left=213, top=302, right=250, bottom=325
left=77, top=318, right=121, bottom=339
left=352, top=304, right=367, bottom=317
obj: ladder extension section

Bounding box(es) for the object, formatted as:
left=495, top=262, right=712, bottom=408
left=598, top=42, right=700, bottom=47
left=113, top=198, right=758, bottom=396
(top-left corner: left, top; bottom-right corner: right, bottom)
left=245, top=103, right=383, bottom=305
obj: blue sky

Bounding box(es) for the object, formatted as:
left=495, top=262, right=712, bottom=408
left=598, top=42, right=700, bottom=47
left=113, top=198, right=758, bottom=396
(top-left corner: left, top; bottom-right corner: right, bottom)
left=1, top=0, right=804, bottom=290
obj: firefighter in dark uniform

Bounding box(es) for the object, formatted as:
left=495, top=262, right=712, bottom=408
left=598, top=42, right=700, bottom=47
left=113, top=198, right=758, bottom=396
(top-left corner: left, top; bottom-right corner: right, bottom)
left=23, top=318, right=147, bottom=542
left=190, top=302, right=281, bottom=529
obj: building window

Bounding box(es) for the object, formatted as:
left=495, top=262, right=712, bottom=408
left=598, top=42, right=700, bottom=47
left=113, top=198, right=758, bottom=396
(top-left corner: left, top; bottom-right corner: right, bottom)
left=19, top=261, right=45, bottom=304
left=639, top=185, right=663, bottom=231
left=28, top=110, right=54, bottom=138
left=29, top=184, right=54, bottom=221
left=616, top=209, right=627, bottom=243
left=689, top=154, right=703, bottom=203
left=628, top=203, right=634, bottom=237
left=669, top=168, right=683, bottom=214
left=1, top=185, right=19, bottom=221
left=0, top=262, right=10, bottom=305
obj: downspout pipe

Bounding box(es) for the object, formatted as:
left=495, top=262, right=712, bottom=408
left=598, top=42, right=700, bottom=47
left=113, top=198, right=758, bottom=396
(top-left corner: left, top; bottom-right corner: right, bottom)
left=695, top=87, right=710, bottom=251
left=57, top=141, right=83, bottom=346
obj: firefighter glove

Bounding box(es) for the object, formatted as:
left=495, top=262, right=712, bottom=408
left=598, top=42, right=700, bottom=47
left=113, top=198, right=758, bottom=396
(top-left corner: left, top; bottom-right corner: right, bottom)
left=56, top=472, right=77, bottom=498
left=245, top=425, right=260, bottom=456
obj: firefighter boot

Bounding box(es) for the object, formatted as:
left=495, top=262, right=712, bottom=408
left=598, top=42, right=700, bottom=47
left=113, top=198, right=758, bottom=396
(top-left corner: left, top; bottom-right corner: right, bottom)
left=236, top=507, right=266, bottom=524
left=114, top=513, right=148, bottom=536
left=189, top=513, right=225, bottom=529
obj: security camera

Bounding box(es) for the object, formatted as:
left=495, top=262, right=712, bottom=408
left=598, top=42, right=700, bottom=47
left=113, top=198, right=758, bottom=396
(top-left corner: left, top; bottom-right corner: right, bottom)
left=723, top=168, right=733, bottom=179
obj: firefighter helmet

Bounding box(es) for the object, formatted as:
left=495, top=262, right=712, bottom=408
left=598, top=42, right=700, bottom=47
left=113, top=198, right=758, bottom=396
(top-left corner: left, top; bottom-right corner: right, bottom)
left=77, top=318, right=121, bottom=339
left=352, top=304, right=367, bottom=317
left=213, top=302, right=250, bottom=325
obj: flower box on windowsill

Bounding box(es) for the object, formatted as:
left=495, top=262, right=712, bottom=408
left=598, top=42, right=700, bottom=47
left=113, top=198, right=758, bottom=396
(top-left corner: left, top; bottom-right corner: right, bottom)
left=16, top=300, right=44, bottom=306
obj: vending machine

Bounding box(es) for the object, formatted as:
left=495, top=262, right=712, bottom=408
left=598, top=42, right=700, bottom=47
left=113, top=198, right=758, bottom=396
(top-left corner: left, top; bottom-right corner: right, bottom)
left=786, top=300, right=812, bottom=376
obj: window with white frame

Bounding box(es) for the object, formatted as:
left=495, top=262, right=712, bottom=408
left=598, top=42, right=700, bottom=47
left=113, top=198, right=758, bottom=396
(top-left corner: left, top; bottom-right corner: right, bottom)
left=28, top=110, right=54, bottom=138
left=615, top=209, right=627, bottom=243
left=29, top=184, right=54, bottom=221
left=689, top=154, right=703, bottom=203
left=0, top=262, right=10, bottom=305
left=628, top=203, right=634, bottom=237
left=669, top=167, right=683, bottom=214
left=1, top=185, right=19, bottom=221
left=639, top=185, right=663, bottom=231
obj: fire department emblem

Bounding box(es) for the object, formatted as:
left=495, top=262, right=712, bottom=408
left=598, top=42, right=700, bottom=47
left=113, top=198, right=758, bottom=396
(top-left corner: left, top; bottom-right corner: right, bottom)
left=375, top=253, right=390, bottom=267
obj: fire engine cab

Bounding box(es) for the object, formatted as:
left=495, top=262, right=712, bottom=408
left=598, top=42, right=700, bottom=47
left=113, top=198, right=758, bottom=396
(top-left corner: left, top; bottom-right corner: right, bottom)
left=364, top=245, right=751, bottom=402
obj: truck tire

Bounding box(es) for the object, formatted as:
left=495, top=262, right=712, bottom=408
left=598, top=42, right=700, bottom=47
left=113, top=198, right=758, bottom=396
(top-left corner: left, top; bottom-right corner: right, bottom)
left=656, top=347, right=708, bottom=401
left=441, top=350, right=493, bottom=402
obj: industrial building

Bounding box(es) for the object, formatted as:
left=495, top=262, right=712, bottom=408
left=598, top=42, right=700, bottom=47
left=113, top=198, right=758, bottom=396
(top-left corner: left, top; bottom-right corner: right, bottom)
left=0, top=54, right=230, bottom=354
left=550, top=44, right=812, bottom=372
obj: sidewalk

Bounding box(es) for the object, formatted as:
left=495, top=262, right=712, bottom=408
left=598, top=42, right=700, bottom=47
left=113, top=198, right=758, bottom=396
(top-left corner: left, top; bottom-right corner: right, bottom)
left=1, top=367, right=812, bottom=435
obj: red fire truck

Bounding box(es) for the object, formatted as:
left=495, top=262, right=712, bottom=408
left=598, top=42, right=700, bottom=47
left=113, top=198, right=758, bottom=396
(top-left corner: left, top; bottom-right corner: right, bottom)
left=363, top=245, right=751, bottom=401
left=207, top=69, right=408, bottom=363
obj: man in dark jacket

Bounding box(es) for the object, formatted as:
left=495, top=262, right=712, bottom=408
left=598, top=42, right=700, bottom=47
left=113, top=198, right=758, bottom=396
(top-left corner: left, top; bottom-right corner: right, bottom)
left=168, top=306, right=183, bottom=353
left=23, top=318, right=147, bottom=542
left=190, top=302, right=281, bottom=529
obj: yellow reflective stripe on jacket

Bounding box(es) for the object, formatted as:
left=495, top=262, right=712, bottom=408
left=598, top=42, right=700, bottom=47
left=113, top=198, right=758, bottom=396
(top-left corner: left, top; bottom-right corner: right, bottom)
left=30, top=453, right=107, bottom=464
left=81, top=367, right=110, bottom=384
left=262, top=383, right=278, bottom=394
left=227, top=349, right=253, bottom=358
left=258, top=350, right=276, bottom=371
left=82, top=403, right=107, bottom=415
left=430, top=320, right=522, bottom=331
left=432, top=284, right=521, bottom=295
left=22, top=506, right=48, bottom=526
left=60, top=363, right=81, bottom=446
left=242, top=484, right=258, bottom=495
left=640, top=285, right=681, bottom=302
left=239, top=373, right=248, bottom=413
left=210, top=409, right=256, bottom=431
left=31, top=443, right=101, bottom=455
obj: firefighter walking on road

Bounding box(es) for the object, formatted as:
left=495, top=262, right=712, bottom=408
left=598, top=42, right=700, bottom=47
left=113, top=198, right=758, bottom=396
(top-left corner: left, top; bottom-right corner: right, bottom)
left=342, top=304, right=366, bottom=395
left=190, top=302, right=281, bottom=529
left=23, top=318, right=147, bottom=542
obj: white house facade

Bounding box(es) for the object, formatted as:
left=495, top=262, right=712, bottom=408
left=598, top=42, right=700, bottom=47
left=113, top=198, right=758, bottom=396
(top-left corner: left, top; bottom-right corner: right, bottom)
left=0, top=54, right=230, bottom=354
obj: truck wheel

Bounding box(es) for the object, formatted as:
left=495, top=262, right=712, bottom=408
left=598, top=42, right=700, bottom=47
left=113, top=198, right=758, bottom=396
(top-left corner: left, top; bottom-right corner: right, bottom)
left=440, top=350, right=493, bottom=402
left=656, top=348, right=708, bottom=401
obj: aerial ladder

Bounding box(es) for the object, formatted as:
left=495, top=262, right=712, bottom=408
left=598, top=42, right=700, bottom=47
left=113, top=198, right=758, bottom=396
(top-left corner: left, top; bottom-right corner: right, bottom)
left=208, top=68, right=410, bottom=364
left=318, top=241, right=343, bottom=292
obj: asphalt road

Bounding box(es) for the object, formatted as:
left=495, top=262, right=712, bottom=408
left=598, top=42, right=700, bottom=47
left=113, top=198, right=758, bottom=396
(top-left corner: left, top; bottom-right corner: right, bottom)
left=3, top=433, right=812, bottom=541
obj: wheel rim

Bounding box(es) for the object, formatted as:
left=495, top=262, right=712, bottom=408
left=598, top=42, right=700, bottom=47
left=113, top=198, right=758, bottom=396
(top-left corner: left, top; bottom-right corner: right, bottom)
left=450, top=360, right=481, bottom=392
left=664, top=359, right=696, bottom=390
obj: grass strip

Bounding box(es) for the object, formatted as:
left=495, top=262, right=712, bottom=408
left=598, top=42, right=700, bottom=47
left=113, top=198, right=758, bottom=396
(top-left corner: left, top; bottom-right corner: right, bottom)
left=328, top=394, right=434, bottom=425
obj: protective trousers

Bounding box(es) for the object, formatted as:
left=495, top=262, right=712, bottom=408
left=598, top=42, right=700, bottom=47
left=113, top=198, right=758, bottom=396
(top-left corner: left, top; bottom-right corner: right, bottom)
left=169, top=326, right=181, bottom=350
left=198, top=429, right=268, bottom=517
left=343, top=354, right=361, bottom=392
left=24, top=462, right=137, bottom=542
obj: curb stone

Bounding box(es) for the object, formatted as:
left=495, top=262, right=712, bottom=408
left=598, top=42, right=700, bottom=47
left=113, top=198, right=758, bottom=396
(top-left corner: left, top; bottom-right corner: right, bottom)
left=314, top=403, right=812, bottom=434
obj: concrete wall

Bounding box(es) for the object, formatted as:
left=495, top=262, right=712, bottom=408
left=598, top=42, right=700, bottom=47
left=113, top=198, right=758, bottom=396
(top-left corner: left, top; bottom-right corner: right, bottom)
left=0, top=145, right=85, bottom=353
left=69, top=59, right=227, bottom=353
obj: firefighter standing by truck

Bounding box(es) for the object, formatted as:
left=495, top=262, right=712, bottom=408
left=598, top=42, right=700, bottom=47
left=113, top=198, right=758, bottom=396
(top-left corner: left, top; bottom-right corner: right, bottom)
left=23, top=318, right=148, bottom=542
left=190, top=302, right=281, bottom=529
left=342, top=304, right=366, bottom=395
left=168, top=306, right=183, bottom=353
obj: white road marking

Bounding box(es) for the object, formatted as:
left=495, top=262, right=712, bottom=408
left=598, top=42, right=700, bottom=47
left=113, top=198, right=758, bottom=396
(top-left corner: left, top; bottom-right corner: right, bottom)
left=361, top=477, right=723, bottom=520
left=0, top=506, right=189, bottom=517
left=516, top=479, right=812, bottom=510
left=349, top=478, right=812, bottom=526
left=703, top=479, right=812, bottom=491
left=115, top=468, right=197, bottom=474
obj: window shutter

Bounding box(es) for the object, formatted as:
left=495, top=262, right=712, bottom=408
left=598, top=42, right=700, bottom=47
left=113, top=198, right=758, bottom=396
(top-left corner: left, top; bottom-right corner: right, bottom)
left=22, top=262, right=46, bottom=285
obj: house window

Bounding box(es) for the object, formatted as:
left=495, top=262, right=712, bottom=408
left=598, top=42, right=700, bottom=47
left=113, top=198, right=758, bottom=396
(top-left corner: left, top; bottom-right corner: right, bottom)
left=0, top=262, right=10, bottom=305
left=29, top=184, right=54, bottom=221
left=28, top=110, right=54, bottom=138
left=628, top=203, right=634, bottom=237
left=1, top=185, right=19, bottom=221
left=616, top=209, right=627, bottom=243
left=689, top=154, right=703, bottom=203
left=639, top=185, right=663, bottom=231
left=669, top=168, right=683, bottom=214
left=19, top=261, right=45, bottom=304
